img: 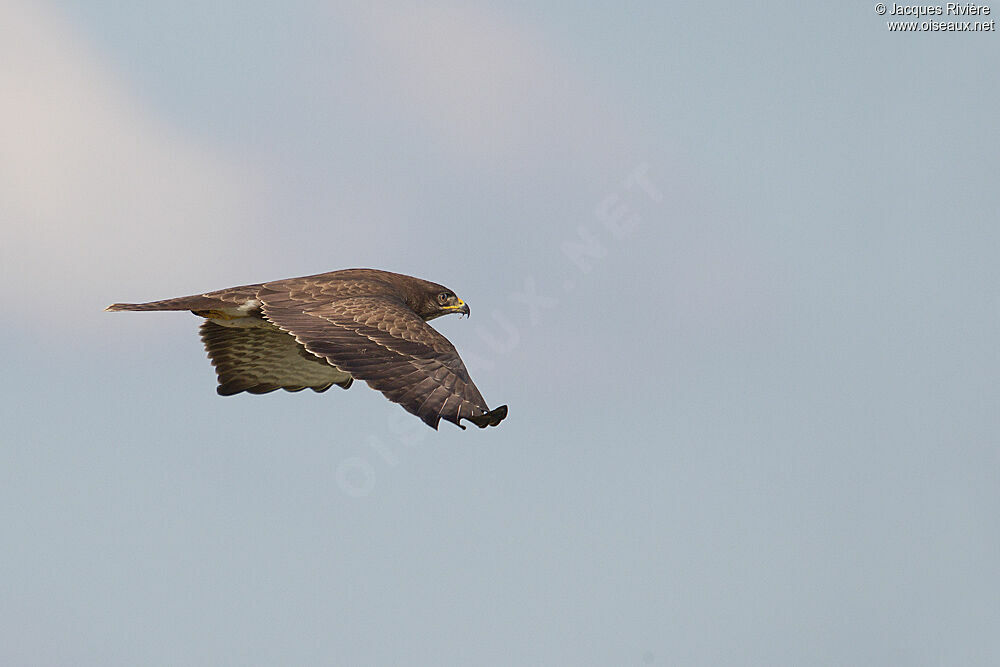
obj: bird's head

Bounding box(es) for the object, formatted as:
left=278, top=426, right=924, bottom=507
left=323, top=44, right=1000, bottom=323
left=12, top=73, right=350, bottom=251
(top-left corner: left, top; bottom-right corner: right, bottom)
left=412, top=283, right=470, bottom=321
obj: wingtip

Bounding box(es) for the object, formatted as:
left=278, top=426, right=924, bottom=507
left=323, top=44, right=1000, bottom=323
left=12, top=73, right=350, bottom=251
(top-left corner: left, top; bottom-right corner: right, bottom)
left=467, top=404, right=508, bottom=429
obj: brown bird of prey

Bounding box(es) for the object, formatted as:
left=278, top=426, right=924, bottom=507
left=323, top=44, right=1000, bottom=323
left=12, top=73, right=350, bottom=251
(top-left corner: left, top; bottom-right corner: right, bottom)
left=107, top=268, right=507, bottom=430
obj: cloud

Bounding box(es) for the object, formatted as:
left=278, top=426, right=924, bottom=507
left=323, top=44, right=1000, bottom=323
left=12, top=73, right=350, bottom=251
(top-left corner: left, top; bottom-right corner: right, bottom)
left=0, top=1, right=255, bottom=328
left=348, top=2, right=634, bottom=167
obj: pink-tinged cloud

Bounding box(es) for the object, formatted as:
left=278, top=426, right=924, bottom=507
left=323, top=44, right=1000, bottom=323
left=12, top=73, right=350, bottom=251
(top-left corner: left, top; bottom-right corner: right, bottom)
left=347, top=2, right=634, bottom=167
left=0, top=1, right=256, bottom=327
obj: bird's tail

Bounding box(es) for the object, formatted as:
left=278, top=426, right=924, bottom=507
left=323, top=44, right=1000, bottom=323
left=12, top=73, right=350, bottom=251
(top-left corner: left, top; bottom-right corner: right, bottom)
left=105, top=294, right=224, bottom=312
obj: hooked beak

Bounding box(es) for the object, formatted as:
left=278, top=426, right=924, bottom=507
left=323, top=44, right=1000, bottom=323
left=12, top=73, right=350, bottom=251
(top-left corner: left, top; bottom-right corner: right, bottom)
left=442, top=298, right=470, bottom=318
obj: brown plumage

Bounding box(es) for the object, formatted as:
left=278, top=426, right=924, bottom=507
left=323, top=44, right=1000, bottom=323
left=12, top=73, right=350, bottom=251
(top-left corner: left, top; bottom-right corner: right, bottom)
left=107, top=269, right=507, bottom=430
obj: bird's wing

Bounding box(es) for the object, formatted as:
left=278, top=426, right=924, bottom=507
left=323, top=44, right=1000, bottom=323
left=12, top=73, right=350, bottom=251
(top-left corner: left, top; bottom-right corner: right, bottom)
left=259, top=286, right=505, bottom=429
left=200, top=319, right=353, bottom=395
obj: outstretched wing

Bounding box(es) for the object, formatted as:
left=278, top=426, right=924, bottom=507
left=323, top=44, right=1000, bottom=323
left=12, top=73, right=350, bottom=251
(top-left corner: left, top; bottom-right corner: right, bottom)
left=200, top=320, right=353, bottom=395
left=259, top=287, right=504, bottom=429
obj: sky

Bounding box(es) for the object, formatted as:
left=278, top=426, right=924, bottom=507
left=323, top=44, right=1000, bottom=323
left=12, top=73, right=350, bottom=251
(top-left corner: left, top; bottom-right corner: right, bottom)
left=1, top=1, right=998, bottom=665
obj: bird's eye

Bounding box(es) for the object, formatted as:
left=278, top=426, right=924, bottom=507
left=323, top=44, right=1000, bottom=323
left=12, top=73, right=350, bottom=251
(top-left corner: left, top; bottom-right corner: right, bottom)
left=438, top=292, right=451, bottom=303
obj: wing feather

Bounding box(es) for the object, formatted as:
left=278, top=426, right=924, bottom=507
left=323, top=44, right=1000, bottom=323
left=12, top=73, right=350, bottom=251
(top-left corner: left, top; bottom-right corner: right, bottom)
left=200, top=320, right=353, bottom=396
left=258, top=281, right=500, bottom=429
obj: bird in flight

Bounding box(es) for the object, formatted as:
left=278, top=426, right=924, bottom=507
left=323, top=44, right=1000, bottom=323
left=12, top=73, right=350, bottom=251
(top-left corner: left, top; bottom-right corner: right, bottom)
left=107, top=268, right=507, bottom=430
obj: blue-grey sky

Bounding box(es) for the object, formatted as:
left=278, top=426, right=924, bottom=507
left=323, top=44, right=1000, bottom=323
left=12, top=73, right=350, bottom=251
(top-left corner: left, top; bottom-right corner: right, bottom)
left=2, top=2, right=998, bottom=665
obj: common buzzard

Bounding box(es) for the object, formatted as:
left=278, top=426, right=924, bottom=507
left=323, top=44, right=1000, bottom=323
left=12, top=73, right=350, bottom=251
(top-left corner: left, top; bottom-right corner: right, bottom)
left=107, top=269, right=507, bottom=430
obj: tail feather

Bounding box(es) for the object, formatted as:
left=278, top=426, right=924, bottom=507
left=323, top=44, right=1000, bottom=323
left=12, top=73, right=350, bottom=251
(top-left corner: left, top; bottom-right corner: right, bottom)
left=105, top=294, right=228, bottom=312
